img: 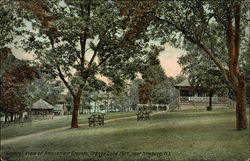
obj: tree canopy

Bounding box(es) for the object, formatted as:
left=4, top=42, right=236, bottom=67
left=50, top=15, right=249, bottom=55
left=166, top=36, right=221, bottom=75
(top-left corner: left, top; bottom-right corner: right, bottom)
left=149, top=0, right=248, bottom=130
left=12, top=0, right=157, bottom=128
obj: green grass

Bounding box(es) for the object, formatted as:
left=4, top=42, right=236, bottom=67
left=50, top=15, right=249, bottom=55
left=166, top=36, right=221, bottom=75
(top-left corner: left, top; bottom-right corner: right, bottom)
left=0, top=112, right=136, bottom=140
left=1, top=109, right=249, bottom=161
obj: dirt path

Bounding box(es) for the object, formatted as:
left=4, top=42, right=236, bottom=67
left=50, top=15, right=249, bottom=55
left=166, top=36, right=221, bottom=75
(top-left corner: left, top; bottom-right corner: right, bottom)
left=1, top=111, right=168, bottom=145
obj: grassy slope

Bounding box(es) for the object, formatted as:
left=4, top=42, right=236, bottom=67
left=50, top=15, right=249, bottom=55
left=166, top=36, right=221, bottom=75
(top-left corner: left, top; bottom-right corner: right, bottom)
left=1, top=109, right=249, bottom=161
left=0, top=112, right=136, bottom=140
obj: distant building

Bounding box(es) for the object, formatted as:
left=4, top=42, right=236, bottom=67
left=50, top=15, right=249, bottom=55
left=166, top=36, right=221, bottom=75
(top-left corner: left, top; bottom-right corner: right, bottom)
left=174, top=79, right=207, bottom=97
left=27, top=99, right=54, bottom=119
left=54, top=94, right=68, bottom=115
left=54, top=104, right=65, bottom=116
left=174, top=79, right=233, bottom=110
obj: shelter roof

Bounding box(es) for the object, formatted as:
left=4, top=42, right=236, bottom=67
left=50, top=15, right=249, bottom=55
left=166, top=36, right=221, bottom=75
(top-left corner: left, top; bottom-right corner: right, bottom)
left=28, top=99, right=54, bottom=110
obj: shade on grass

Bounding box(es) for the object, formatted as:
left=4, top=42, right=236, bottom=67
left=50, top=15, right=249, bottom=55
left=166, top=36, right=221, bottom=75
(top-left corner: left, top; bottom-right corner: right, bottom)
left=1, top=112, right=136, bottom=140
left=1, top=109, right=249, bottom=161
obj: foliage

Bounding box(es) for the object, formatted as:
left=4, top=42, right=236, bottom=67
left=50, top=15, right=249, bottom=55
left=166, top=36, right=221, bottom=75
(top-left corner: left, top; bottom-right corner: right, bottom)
left=20, top=73, right=64, bottom=106
left=0, top=63, right=39, bottom=115
left=0, top=2, right=25, bottom=47
left=150, top=79, right=178, bottom=104
left=11, top=0, right=158, bottom=127
left=17, top=0, right=152, bottom=94
left=0, top=2, right=40, bottom=120
left=150, top=0, right=248, bottom=86
left=137, top=65, right=178, bottom=105
left=127, top=79, right=142, bottom=107
left=168, top=74, right=187, bottom=86
left=240, top=39, right=250, bottom=104
left=149, top=0, right=248, bottom=129
left=178, top=42, right=228, bottom=96
left=137, top=46, right=178, bottom=104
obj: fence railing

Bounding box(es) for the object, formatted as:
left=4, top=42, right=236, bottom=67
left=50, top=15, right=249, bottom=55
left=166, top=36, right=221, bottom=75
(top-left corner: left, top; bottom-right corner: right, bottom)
left=179, top=97, right=228, bottom=104
left=227, top=97, right=236, bottom=108
left=136, top=104, right=169, bottom=111
left=179, top=96, right=236, bottom=108
left=135, top=96, right=237, bottom=111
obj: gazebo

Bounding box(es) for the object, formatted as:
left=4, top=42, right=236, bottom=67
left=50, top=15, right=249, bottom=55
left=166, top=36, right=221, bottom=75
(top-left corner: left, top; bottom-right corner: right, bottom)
left=27, top=99, right=54, bottom=119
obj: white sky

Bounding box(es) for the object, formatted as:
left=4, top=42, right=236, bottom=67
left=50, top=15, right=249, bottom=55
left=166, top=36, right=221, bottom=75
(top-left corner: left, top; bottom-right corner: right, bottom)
left=159, top=44, right=185, bottom=77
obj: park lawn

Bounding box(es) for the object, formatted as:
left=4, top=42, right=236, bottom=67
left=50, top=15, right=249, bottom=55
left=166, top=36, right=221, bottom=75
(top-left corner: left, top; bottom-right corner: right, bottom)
left=1, top=109, right=249, bottom=161
left=0, top=112, right=136, bottom=140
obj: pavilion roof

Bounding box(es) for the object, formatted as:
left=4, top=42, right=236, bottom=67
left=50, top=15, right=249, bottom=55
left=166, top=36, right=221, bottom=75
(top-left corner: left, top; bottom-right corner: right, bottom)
left=28, top=99, right=54, bottom=110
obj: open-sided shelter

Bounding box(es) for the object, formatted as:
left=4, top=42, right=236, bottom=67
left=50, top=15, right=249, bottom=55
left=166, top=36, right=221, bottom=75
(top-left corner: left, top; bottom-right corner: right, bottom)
left=27, top=99, right=54, bottom=119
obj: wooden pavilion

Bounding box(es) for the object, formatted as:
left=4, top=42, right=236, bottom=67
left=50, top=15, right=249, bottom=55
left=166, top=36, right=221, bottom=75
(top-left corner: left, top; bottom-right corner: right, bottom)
left=27, top=99, right=54, bottom=119
left=174, top=79, right=207, bottom=97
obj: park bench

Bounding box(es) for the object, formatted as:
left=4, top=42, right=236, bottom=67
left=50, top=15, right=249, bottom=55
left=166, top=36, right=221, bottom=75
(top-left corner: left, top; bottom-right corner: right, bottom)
left=88, top=114, right=105, bottom=126
left=137, top=110, right=151, bottom=121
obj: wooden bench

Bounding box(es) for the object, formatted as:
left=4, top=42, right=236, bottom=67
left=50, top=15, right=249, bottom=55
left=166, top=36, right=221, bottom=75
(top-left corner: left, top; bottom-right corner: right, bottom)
left=137, top=110, right=151, bottom=121
left=88, top=114, right=105, bottom=126
left=143, top=110, right=150, bottom=120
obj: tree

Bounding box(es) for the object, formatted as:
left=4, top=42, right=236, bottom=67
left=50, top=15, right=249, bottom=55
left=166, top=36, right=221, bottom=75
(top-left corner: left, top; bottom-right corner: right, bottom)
left=139, top=65, right=178, bottom=105
left=21, top=73, right=64, bottom=106
left=151, top=1, right=248, bottom=130
left=80, top=92, right=93, bottom=114
left=178, top=42, right=228, bottom=111
left=169, top=74, right=187, bottom=86
left=149, top=81, right=172, bottom=104
left=0, top=56, right=39, bottom=122
left=132, top=45, right=178, bottom=105
left=0, top=2, right=41, bottom=122
left=240, top=39, right=250, bottom=105
left=0, top=2, right=25, bottom=52
left=16, top=1, right=154, bottom=128
left=127, top=79, right=142, bottom=109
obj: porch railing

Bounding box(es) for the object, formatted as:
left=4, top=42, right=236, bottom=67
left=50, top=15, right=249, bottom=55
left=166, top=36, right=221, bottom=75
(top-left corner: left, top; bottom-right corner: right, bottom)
left=179, top=97, right=228, bottom=104
left=179, top=96, right=236, bottom=108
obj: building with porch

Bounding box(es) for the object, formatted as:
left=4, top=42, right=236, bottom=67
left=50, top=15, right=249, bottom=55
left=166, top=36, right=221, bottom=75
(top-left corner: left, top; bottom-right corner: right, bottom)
left=174, top=79, right=234, bottom=110
left=174, top=79, right=207, bottom=97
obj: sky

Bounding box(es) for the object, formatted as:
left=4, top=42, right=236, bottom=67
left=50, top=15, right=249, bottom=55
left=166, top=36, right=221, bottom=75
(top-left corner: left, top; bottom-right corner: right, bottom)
left=12, top=43, right=185, bottom=78
left=159, top=44, right=185, bottom=77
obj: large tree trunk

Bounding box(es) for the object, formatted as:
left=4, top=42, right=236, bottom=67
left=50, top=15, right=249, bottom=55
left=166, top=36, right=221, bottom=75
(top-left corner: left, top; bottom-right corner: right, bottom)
left=226, top=3, right=247, bottom=130
left=234, top=77, right=247, bottom=130
left=207, top=92, right=213, bottom=111
left=71, top=89, right=82, bottom=128
left=10, top=113, right=14, bottom=122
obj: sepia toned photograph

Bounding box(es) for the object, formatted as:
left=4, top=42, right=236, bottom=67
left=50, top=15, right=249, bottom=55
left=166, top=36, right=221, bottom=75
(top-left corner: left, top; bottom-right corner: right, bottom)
left=0, top=0, right=249, bottom=161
